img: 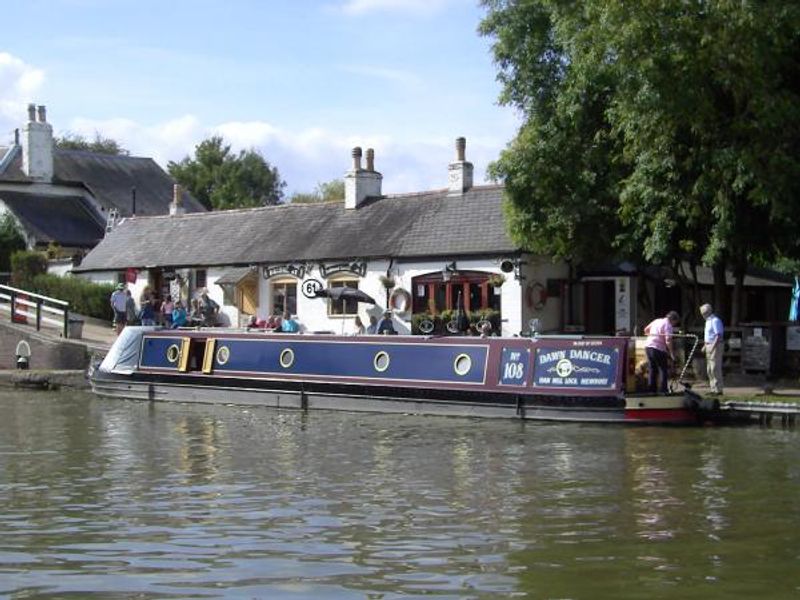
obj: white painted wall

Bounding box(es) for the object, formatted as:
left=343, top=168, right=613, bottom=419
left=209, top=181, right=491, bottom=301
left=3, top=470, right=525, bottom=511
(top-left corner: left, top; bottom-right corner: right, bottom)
left=520, top=256, right=569, bottom=335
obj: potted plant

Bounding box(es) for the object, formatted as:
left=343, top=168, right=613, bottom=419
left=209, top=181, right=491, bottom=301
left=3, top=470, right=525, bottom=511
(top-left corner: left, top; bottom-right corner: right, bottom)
left=487, top=273, right=506, bottom=288
left=379, top=274, right=396, bottom=289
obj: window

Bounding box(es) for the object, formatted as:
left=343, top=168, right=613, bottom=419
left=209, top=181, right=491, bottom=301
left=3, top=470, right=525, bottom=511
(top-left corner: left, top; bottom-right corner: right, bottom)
left=271, top=278, right=297, bottom=315
left=195, top=269, right=207, bottom=290
left=328, top=278, right=359, bottom=316
left=411, top=270, right=501, bottom=315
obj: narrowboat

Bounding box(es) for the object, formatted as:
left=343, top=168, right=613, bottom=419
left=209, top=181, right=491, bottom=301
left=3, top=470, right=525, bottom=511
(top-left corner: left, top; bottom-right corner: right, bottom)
left=90, top=327, right=719, bottom=424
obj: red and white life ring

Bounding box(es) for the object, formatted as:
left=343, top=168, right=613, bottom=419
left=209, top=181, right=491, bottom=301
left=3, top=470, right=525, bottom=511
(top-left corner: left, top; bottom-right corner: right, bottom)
left=526, top=281, right=547, bottom=311
left=389, top=288, right=412, bottom=314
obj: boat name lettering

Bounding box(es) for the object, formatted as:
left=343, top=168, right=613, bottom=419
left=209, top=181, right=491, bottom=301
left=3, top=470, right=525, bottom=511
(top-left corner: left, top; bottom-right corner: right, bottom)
left=539, top=349, right=611, bottom=365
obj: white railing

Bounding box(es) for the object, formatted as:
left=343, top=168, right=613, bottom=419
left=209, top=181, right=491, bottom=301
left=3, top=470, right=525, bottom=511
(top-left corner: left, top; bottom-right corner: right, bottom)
left=0, top=284, right=71, bottom=338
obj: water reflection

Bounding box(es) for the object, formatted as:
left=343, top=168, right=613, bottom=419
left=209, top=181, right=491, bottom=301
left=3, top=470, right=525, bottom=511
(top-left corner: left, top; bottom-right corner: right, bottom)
left=1, top=391, right=799, bottom=598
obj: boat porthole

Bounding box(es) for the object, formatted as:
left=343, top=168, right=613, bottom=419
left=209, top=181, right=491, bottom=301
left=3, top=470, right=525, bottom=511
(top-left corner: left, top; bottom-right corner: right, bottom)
left=216, top=345, right=230, bottom=366
left=166, top=344, right=180, bottom=364
left=373, top=351, right=390, bottom=373
left=279, top=348, right=295, bottom=369
left=454, top=353, right=472, bottom=376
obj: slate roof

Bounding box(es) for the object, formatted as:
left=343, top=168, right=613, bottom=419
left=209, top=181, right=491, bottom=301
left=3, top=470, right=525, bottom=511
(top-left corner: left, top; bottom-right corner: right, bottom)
left=0, top=190, right=105, bottom=248
left=0, top=148, right=205, bottom=217
left=75, top=185, right=518, bottom=272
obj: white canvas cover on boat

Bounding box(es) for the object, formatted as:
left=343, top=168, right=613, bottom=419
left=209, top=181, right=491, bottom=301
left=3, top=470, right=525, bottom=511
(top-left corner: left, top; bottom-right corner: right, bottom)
left=98, top=327, right=157, bottom=374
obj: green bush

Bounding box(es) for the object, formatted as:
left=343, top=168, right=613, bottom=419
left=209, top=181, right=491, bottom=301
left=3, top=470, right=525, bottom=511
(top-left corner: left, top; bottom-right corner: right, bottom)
left=28, top=273, right=116, bottom=321
left=10, top=250, right=47, bottom=287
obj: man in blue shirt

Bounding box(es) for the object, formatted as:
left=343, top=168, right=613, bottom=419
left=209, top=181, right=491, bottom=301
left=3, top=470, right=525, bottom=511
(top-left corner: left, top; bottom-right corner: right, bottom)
left=700, top=303, right=724, bottom=394
left=376, top=310, right=396, bottom=335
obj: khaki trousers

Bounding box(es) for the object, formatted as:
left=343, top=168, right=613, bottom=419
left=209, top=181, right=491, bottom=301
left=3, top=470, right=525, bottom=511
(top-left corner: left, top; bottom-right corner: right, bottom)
left=705, top=344, right=723, bottom=393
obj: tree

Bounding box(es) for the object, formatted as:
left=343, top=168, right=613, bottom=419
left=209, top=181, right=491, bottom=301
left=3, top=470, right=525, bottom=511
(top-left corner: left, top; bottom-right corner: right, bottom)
left=168, top=136, right=286, bottom=210
left=289, top=179, right=345, bottom=204
left=54, top=132, right=129, bottom=155
left=0, top=214, right=26, bottom=273
left=480, top=1, right=800, bottom=324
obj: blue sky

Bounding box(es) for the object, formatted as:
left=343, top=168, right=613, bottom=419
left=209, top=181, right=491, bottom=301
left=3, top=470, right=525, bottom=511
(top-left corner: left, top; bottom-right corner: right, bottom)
left=1, top=0, right=519, bottom=195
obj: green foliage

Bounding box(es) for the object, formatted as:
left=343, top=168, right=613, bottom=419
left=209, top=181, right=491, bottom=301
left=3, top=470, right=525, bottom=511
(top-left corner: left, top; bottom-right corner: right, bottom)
left=28, top=274, right=116, bottom=320
left=290, top=179, right=345, bottom=204
left=10, top=250, right=47, bottom=287
left=168, top=136, right=286, bottom=210
left=54, top=132, right=129, bottom=155
left=0, top=214, right=26, bottom=272
left=480, top=0, right=800, bottom=280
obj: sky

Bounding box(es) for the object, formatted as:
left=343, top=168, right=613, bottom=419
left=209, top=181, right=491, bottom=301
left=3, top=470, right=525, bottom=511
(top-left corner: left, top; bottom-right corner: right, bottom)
left=0, top=0, right=519, bottom=197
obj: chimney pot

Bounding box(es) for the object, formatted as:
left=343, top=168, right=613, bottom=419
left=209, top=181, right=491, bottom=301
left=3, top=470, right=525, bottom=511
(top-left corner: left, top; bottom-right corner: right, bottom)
left=455, top=137, right=466, bottom=162
left=351, top=147, right=362, bottom=170
left=14, top=129, right=19, bottom=145
left=173, top=184, right=183, bottom=206
left=37, top=105, right=47, bottom=123
left=27, top=104, right=36, bottom=122
left=366, top=148, right=375, bottom=172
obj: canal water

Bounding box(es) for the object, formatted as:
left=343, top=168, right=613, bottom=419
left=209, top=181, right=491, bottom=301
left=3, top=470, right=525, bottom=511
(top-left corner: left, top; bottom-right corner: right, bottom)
left=0, top=390, right=797, bottom=599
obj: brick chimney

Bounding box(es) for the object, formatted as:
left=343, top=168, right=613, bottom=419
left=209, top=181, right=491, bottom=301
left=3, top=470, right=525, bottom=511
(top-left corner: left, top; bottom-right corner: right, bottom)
left=21, top=103, right=53, bottom=181
left=344, top=146, right=382, bottom=209
left=447, top=136, right=473, bottom=195
left=170, top=183, right=186, bottom=216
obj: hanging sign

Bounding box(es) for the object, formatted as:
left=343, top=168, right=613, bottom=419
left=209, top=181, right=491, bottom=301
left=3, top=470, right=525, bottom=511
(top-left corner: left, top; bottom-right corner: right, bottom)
left=262, top=264, right=306, bottom=280
left=319, top=261, right=366, bottom=278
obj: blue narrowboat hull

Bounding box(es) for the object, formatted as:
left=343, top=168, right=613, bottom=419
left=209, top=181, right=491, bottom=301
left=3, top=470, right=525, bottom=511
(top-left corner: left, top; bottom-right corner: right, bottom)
left=91, top=328, right=716, bottom=424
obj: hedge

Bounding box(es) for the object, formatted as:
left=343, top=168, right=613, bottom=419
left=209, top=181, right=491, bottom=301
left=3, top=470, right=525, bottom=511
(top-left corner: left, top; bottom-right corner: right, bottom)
left=28, top=273, right=116, bottom=321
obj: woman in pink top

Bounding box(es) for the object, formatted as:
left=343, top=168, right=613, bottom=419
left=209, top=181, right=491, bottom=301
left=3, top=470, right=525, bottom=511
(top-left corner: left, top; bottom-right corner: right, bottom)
left=643, top=311, right=680, bottom=394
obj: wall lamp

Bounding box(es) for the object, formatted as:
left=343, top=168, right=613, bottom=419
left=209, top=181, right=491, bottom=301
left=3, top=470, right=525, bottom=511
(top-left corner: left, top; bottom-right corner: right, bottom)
left=442, top=261, right=458, bottom=282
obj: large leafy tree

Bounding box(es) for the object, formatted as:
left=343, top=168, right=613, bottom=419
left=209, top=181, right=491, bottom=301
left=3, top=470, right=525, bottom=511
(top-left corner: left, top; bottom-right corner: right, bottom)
left=168, top=136, right=286, bottom=210
left=0, top=214, right=26, bottom=273
left=481, top=0, right=800, bottom=323
left=54, top=132, right=129, bottom=155
left=289, top=179, right=345, bottom=204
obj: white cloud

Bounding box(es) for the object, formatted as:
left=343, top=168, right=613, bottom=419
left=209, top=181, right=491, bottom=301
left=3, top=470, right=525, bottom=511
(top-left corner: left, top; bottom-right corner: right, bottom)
left=338, top=0, right=455, bottom=16
left=55, top=113, right=506, bottom=197
left=0, top=53, right=45, bottom=137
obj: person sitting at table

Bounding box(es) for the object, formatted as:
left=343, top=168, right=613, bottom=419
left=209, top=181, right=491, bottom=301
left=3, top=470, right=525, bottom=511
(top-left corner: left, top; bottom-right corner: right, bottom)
left=366, top=315, right=378, bottom=335
left=188, top=298, right=203, bottom=325
left=171, top=301, right=188, bottom=328
left=376, top=310, right=397, bottom=335
left=281, top=311, right=300, bottom=333
left=266, top=312, right=283, bottom=330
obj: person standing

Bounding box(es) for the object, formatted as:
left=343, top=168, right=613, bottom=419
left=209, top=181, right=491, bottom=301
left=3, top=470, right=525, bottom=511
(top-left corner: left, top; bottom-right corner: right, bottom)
left=160, top=296, right=174, bottom=328
left=700, top=303, right=724, bottom=394
left=643, top=310, right=680, bottom=394
left=125, top=290, right=138, bottom=326
left=110, top=283, right=128, bottom=334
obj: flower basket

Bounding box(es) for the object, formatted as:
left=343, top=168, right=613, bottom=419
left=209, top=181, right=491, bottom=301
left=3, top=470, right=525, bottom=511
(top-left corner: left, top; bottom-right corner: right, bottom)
left=487, top=274, right=505, bottom=288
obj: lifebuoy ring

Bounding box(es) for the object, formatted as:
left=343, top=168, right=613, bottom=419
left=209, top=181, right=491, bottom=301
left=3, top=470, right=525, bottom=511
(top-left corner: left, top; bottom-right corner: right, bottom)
left=389, top=288, right=412, bottom=313
left=526, top=282, right=547, bottom=311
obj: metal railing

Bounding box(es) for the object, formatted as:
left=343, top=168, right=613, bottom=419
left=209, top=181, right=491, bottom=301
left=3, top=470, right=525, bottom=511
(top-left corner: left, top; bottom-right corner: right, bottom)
left=0, top=284, right=71, bottom=338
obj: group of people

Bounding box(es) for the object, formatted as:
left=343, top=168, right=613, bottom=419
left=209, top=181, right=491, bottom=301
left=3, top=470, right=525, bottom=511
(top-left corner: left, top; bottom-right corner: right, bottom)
left=246, top=311, right=300, bottom=333
left=110, top=285, right=219, bottom=334
left=353, top=311, right=396, bottom=335
left=644, top=303, right=724, bottom=395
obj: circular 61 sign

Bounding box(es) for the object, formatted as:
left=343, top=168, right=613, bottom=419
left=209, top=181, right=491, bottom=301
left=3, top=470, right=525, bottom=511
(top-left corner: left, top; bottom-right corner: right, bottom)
left=301, top=278, right=324, bottom=299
